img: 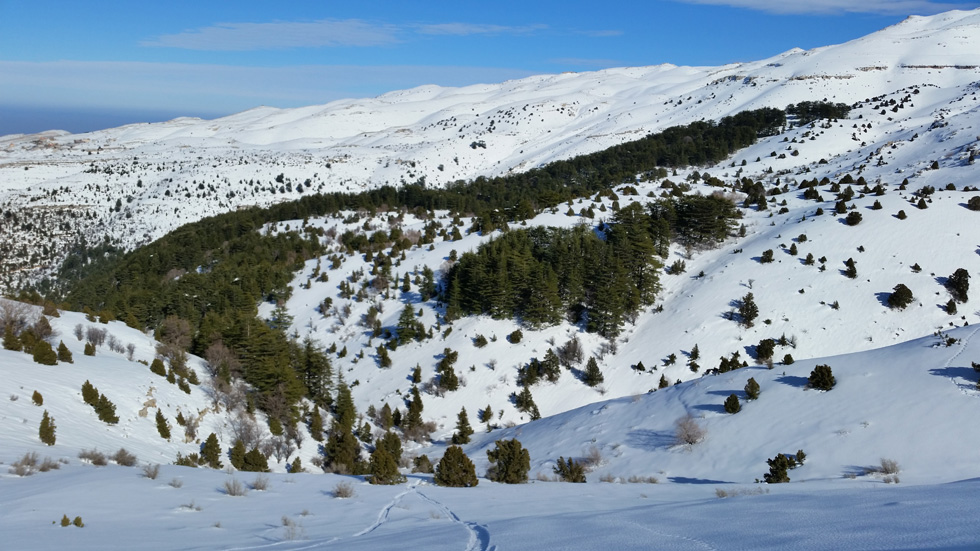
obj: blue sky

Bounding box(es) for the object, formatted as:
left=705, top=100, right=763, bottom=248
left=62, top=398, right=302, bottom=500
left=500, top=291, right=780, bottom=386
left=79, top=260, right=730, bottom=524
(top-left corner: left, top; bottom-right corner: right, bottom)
left=1, top=0, right=978, bottom=134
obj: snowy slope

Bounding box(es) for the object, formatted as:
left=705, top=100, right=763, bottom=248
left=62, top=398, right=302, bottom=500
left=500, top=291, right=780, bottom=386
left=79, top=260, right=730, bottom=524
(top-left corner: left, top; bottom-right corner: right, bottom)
left=2, top=9, right=980, bottom=289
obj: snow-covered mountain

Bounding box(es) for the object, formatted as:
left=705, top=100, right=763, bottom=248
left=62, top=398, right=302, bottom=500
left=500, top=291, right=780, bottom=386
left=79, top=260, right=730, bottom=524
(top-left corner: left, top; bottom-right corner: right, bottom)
left=2, top=9, right=980, bottom=289
left=3, top=9, right=980, bottom=549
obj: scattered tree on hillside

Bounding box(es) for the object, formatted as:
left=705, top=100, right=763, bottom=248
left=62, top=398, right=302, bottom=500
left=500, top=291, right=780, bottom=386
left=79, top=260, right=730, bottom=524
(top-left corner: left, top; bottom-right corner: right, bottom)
left=583, top=357, right=604, bottom=387
left=486, top=439, right=531, bottom=484
left=887, top=284, right=914, bottom=310
left=553, top=457, right=586, bottom=482
left=808, top=364, right=836, bottom=391
left=451, top=407, right=473, bottom=445
left=201, top=433, right=223, bottom=469
left=33, top=341, right=58, bottom=365
left=434, top=446, right=478, bottom=487
left=739, top=292, right=759, bottom=327
left=946, top=268, right=970, bottom=303
left=39, top=410, right=56, bottom=445
left=674, top=414, right=706, bottom=445
left=744, top=378, right=760, bottom=400
left=724, top=393, right=741, bottom=414
left=57, top=341, right=73, bottom=363
left=155, top=409, right=171, bottom=440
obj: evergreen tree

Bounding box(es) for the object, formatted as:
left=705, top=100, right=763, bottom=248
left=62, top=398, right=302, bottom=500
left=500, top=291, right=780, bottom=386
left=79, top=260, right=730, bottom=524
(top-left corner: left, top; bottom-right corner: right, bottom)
left=411, top=364, right=422, bottom=384
left=2, top=324, right=19, bottom=351
left=486, top=438, right=530, bottom=484
left=230, top=440, right=246, bottom=470
left=583, top=357, right=604, bottom=387
left=764, top=453, right=794, bottom=483
left=738, top=292, right=759, bottom=327
left=290, top=457, right=302, bottom=473
left=379, top=403, right=394, bottom=430
left=368, top=445, right=403, bottom=485
left=396, top=305, right=418, bottom=345
left=39, top=410, right=56, bottom=445
left=451, top=407, right=474, bottom=445
left=378, top=431, right=402, bottom=463
left=300, top=336, right=332, bottom=408
left=947, top=268, right=970, bottom=303
left=887, top=284, right=914, bottom=310
left=434, top=446, right=478, bottom=487
left=553, top=457, right=586, bottom=482
left=150, top=358, right=166, bottom=377
left=514, top=387, right=541, bottom=420
left=32, top=390, right=43, bottom=406
left=201, top=433, right=223, bottom=469
left=744, top=377, right=760, bottom=400
left=659, top=375, right=669, bottom=389
left=809, top=364, right=836, bottom=391
left=755, top=339, right=775, bottom=362
left=690, top=344, right=700, bottom=361
left=32, top=341, right=58, bottom=365
left=377, top=345, right=392, bottom=368
left=309, top=407, right=324, bottom=442
left=324, top=429, right=360, bottom=473
left=81, top=380, right=99, bottom=406
left=946, top=299, right=957, bottom=315
left=57, top=341, right=73, bottom=363
left=155, top=409, right=171, bottom=440
left=95, top=394, right=119, bottom=424
left=481, top=405, right=494, bottom=424
left=242, top=447, right=270, bottom=472
left=540, top=349, right=561, bottom=382
left=724, top=393, right=741, bottom=414
left=84, top=342, right=95, bottom=356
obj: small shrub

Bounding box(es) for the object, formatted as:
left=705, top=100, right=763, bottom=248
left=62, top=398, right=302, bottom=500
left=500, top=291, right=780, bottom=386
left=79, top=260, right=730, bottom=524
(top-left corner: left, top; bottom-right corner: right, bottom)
left=333, top=481, right=355, bottom=498
left=31, top=390, right=43, bottom=406
left=434, top=445, right=478, bottom=487
left=412, top=454, right=434, bottom=474
left=473, top=334, right=488, bottom=348
left=879, top=458, right=900, bottom=475
left=10, top=451, right=40, bottom=476
left=142, top=463, right=161, bottom=479
left=887, top=284, right=914, bottom=310
left=251, top=475, right=270, bottom=491
left=508, top=329, right=523, bottom=344
left=223, top=478, right=247, bottom=496
left=39, top=410, right=56, bottom=446
left=60, top=515, right=71, bottom=527
left=674, top=414, right=706, bottom=446
left=486, top=439, right=531, bottom=484
left=112, top=448, right=138, bottom=467
left=79, top=449, right=107, bottom=466
left=760, top=249, right=774, bottom=264
left=73, top=516, right=84, bottom=528
left=967, top=196, right=980, bottom=211
left=169, top=478, right=184, bottom=488
left=845, top=211, right=862, bottom=226
left=744, top=378, right=760, bottom=400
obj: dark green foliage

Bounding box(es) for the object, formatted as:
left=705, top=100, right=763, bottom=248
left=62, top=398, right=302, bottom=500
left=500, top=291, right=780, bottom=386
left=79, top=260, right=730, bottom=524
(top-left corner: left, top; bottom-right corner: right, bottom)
left=32, top=390, right=43, bottom=406
left=786, top=101, right=851, bottom=125
left=376, top=345, right=392, bottom=368
left=583, top=357, right=604, bottom=387
left=744, top=378, right=760, bottom=400
left=81, top=380, right=98, bottom=406
left=242, top=447, right=270, bottom=472
left=486, top=439, right=531, bottom=484
left=201, top=433, right=223, bottom=469
left=917, top=197, right=928, bottom=209
left=738, top=292, right=759, bottom=327
left=508, top=329, right=523, bottom=344
left=946, top=268, right=970, bottom=303
left=796, top=449, right=806, bottom=464
left=764, top=453, right=796, bottom=483
left=756, top=338, right=775, bottom=362
left=967, top=196, right=980, bottom=211
left=290, top=457, right=302, bottom=473
left=760, top=249, right=774, bottom=264
left=84, top=342, right=95, bottom=356
left=659, top=374, right=669, bottom=389
left=451, top=408, right=473, bottom=445
left=845, top=211, right=862, bottom=226
left=150, top=358, right=166, bottom=377
left=809, top=364, right=836, bottom=391
left=33, top=340, right=58, bottom=365
left=378, top=431, right=402, bottom=463
left=946, top=300, right=957, bottom=315
left=61, top=515, right=70, bottom=527
left=309, top=407, right=324, bottom=442
left=553, top=457, right=586, bottom=482
left=56, top=341, right=73, bottom=363
left=95, top=394, right=119, bottom=424
left=843, top=258, right=857, bottom=279
left=723, top=393, right=741, bottom=414
left=434, top=445, right=478, bottom=487
left=887, top=284, right=914, bottom=310
left=514, top=387, right=541, bottom=420
left=788, top=243, right=798, bottom=256
left=2, top=324, right=19, bottom=351
left=783, top=354, right=795, bottom=365
left=155, top=409, right=171, bottom=440
left=229, top=440, right=246, bottom=470
left=368, top=445, right=403, bottom=485
left=897, top=210, right=907, bottom=220
left=473, top=334, right=488, bottom=348
left=39, top=410, right=56, bottom=445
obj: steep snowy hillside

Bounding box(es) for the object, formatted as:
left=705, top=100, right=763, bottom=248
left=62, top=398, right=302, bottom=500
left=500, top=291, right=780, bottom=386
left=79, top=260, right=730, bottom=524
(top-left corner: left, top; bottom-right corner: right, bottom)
left=2, top=9, right=979, bottom=290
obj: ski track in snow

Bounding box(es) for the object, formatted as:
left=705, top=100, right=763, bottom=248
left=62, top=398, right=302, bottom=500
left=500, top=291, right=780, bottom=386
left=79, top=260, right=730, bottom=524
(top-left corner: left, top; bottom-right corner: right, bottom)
left=938, top=325, right=980, bottom=395
left=413, top=487, right=492, bottom=551
left=351, top=479, right=422, bottom=538
left=622, top=519, right=717, bottom=551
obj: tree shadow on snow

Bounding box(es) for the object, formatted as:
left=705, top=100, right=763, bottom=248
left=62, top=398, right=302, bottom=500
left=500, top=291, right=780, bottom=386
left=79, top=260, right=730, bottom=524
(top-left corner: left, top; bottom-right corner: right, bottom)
left=692, top=403, right=726, bottom=414
left=874, top=292, right=892, bottom=308
left=929, top=367, right=979, bottom=392
left=625, top=429, right=677, bottom=451
left=776, top=375, right=809, bottom=388
left=668, top=476, right=735, bottom=485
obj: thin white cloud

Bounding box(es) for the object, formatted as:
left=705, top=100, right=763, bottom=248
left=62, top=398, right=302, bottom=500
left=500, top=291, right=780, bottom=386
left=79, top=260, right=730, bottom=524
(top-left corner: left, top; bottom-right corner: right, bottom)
left=672, top=0, right=966, bottom=15
left=141, top=19, right=552, bottom=51
left=141, top=19, right=401, bottom=50
left=576, top=30, right=624, bottom=37
left=0, top=60, right=537, bottom=114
